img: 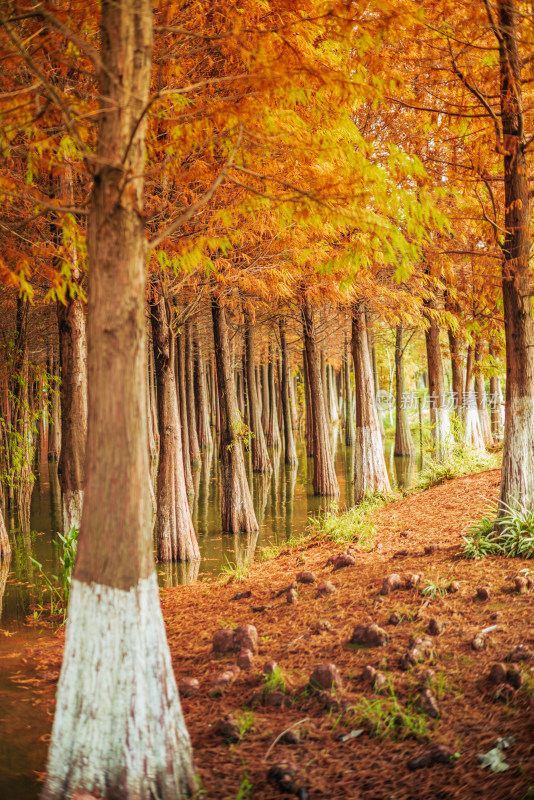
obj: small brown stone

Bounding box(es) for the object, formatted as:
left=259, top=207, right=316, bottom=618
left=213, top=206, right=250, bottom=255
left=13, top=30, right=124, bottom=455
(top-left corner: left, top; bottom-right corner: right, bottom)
left=313, top=619, right=333, bottom=633
left=514, top=576, right=528, bottom=594
left=494, top=683, right=515, bottom=702
left=506, top=668, right=523, bottom=689
left=373, top=672, right=388, bottom=693
left=427, top=618, right=444, bottom=637
left=309, top=663, right=343, bottom=692
left=419, top=668, right=435, bottom=687
left=332, top=553, right=356, bottom=571
left=216, top=715, right=241, bottom=743
left=232, top=589, right=252, bottom=600
left=263, top=659, right=277, bottom=676
left=447, top=581, right=461, bottom=594
left=265, top=690, right=288, bottom=708
left=267, top=763, right=298, bottom=794
left=362, top=665, right=377, bottom=683
left=388, top=612, right=402, bottom=626
left=281, top=729, right=301, bottom=745
left=418, top=688, right=440, bottom=718
left=405, top=573, right=421, bottom=589
left=178, top=677, right=199, bottom=698
left=233, top=624, right=259, bottom=653
left=475, top=587, right=491, bottom=601
left=471, top=635, right=485, bottom=652
left=297, top=570, right=316, bottom=585
left=316, top=580, right=336, bottom=597
left=350, top=623, right=389, bottom=648
left=237, top=648, right=254, bottom=671
left=424, top=544, right=439, bottom=555
left=212, top=628, right=235, bottom=655
left=488, top=663, right=507, bottom=684
left=208, top=666, right=240, bottom=697
left=429, top=744, right=455, bottom=764
left=509, top=644, right=532, bottom=662
left=381, top=573, right=402, bottom=596
left=286, top=588, right=298, bottom=604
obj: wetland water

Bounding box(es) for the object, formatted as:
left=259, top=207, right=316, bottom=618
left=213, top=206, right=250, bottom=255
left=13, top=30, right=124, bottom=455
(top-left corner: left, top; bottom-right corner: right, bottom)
left=0, top=429, right=422, bottom=799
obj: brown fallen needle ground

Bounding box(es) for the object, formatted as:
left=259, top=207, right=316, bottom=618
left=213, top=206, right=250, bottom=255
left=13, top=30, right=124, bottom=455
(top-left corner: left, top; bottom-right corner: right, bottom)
left=23, top=468, right=534, bottom=798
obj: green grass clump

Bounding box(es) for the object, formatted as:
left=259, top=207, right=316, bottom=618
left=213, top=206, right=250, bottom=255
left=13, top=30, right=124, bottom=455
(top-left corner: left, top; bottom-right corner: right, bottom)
left=462, top=501, right=534, bottom=560
left=350, top=684, right=428, bottom=740
left=262, top=665, right=287, bottom=696
left=219, top=557, right=250, bottom=583
left=417, top=447, right=498, bottom=492
left=256, top=532, right=307, bottom=562
left=308, top=494, right=386, bottom=548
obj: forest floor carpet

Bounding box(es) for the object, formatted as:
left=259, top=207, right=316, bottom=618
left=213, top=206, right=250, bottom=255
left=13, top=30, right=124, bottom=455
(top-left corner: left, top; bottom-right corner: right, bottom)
left=21, top=467, right=534, bottom=798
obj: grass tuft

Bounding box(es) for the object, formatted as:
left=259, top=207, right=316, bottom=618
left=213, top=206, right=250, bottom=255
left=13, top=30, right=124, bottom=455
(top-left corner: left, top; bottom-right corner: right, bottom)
left=417, top=447, right=498, bottom=492
left=463, top=501, right=534, bottom=560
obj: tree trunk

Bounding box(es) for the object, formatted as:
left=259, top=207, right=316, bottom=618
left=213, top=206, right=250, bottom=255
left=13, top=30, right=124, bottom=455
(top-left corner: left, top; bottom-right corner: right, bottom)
left=302, top=346, right=315, bottom=457
left=474, top=341, right=493, bottom=448
left=267, top=344, right=281, bottom=449
left=185, top=320, right=201, bottom=466
left=212, top=295, right=258, bottom=533
left=261, top=356, right=270, bottom=436
left=394, top=323, right=416, bottom=457
left=48, top=353, right=61, bottom=461
left=57, top=296, right=87, bottom=534
left=42, top=4, right=195, bottom=798
left=328, top=364, right=340, bottom=425
left=351, top=305, right=391, bottom=501
left=244, top=315, right=272, bottom=473
left=194, top=323, right=213, bottom=451
left=448, top=327, right=464, bottom=419
left=0, top=500, right=10, bottom=562
left=489, top=343, right=504, bottom=440
left=366, top=311, right=385, bottom=441
left=495, top=0, right=534, bottom=513
left=424, top=309, right=452, bottom=460
left=151, top=290, right=200, bottom=563
left=176, top=330, right=194, bottom=493
left=343, top=333, right=355, bottom=446
left=302, top=297, right=339, bottom=496
left=279, top=318, right=298, bottom=466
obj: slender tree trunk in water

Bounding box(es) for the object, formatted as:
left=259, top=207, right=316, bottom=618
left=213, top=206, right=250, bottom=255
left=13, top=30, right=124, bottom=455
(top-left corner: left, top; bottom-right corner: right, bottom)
left=366, top=311, right=385, bottom=442
left=244, top=315, right=272, bottom=473
left=279, top=318, right=298, bottom=466
left=474, top=342, right=493, bottom=448
left=448, top=328, right=464, bottom=420
left=185, top=321, right=201, bottom=466
left=212, top=295, right=258, bottom=533
left=42, top=4, right=195, bottom=797
left=147, top=327, right=159, bottom=491
left=151, top=291, right=199, bottom=563
left=351, top=305, right=390, bottom=501
left=463, top=344, right=485, bottom=450
left=328, top=364, right=339, bottom=424
left=48, top=354, right=61, bottom=461
left=394, top=323, right=415, bottom=457
left=289, top=372, right=298, bottom=431
left=177, top=331, right=193, bottom=493
left=343, top=333, right=355, bottom=446
left=12, top=298, right=32, bottom=528
left=302, top=298, right=339, bottom=496
left=57, top=296, right=87, bottom=533
left=302, top=347, right=315, bottom=457
left=267, top=345, right=281, bottom=449
left=261, top=356, right=270, bottom=436
left=489, top=342, right=504, bottom=439
left=320, top=351, right=329, bottom=421
left=194, top=325, right=212, bottom=451
left=424, top=309, right=452, bottom=460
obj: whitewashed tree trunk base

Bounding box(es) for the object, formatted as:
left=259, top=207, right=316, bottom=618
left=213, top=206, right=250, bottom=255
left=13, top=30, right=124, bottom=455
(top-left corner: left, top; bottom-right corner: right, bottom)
left=500, top=396, right=534, bottom=514
left=62, top=489, right=83, bottom=535
left=464, top=407, right=485, bottom=452
left=42, top=573, right=194, bottom=800
left=354, top=425, right=391, bottom=503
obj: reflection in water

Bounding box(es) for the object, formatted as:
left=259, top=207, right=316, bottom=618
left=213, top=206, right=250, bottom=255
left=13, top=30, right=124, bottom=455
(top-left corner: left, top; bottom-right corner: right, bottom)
left=3, top=430, right=425, bottom=616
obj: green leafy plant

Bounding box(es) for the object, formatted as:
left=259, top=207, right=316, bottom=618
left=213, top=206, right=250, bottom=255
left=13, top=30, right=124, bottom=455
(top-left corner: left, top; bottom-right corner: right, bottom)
left=235, top=710, right=255, bottom=741
left=349, top=683, right=428, bottom=740
left=219, top=556, right=249, bottom=583
left=31, top=525, right=79, bottom=622
left=308, top=494, right=386, bottom=547
left=421, top=577, right=448, bottom=598
left=416, top=447, right=498, bottom=492
left=262, top=665, right=286, bottom=696
left=463, top=501, right=534, bottom=560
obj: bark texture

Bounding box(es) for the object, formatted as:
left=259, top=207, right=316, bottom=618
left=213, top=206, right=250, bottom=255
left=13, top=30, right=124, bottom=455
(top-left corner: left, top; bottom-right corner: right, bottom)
left=185, top=321, right=201, bottom=465
left=279, top=319, right=298, bottom=466
left=394, top=323, right=416, bottom=457
left=497, top=0, right=534, bottom=513
left=42, top=3, right=195, bottom=797
left=244, top=315, right=272, bottom=473
left=212, top=295, right=258, bottom=533
left=302, top=297, right=339, bottom=496
left=343, top=334, right=355, bottom=446
left=57, top=295, right=87, bottom=534
left=151, top=292, right=199, bottom=563
left=351, top=305, right=391, bottom=501
left=0, top=502, right=10, bottom=562
left=194, top=323, right=212, bottom=451
left=424, top=309, right=452, bottom=460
